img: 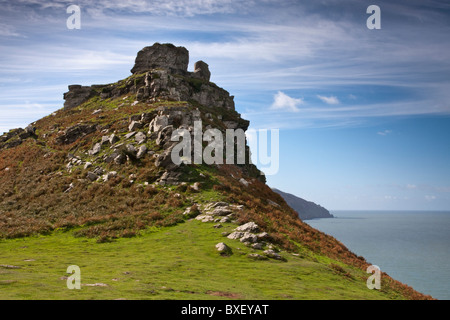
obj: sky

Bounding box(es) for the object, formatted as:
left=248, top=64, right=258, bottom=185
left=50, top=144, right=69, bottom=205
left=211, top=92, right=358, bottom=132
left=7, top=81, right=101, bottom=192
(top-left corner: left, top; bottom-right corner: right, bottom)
left=0, top=0, right=449, bottom=210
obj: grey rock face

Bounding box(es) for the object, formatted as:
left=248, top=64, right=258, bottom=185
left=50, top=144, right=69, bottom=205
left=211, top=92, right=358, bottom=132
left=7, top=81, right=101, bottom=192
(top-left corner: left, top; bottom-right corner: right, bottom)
left=86, top=171, right=99, bottom=182
left=131, top=43, right=189, bottom=75
left=134, top=132, right=147, bottom=144
left=56, top=124, right=97, bottom=145
left=240, top=232, right=258, bottom=243
left=136, top=145, right=147, bottom=159
left=63, top=85, right=96, bottom=110
left=88, top=143, right=101, bottom=156
left=129, top=121, right=142, bottom=132
left=193, top=60, right=211, bottom=81
left=236, top=222, right=259, bottom=233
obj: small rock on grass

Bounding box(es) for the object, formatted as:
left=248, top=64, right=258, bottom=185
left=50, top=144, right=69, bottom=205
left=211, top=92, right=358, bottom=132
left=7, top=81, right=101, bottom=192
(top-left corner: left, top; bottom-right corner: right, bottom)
left=215, top=242, right=232, bottom=256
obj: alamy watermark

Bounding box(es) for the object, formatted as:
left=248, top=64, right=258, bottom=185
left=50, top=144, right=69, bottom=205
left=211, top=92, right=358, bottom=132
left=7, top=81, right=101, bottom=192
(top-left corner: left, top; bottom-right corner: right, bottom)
left=366, top=265, right=381, bottom=290
left=66, top=265, right=81, bottom=289
left=367, top=5, right=381, bottom=30
left=170, top=121, right=279, bottom=176
left=67, top=5, right=81, bottom=30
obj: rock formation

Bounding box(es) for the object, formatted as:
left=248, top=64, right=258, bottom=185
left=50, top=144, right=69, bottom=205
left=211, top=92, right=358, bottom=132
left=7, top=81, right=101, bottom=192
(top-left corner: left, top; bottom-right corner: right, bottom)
left=63, top=43, right=234, bottom=111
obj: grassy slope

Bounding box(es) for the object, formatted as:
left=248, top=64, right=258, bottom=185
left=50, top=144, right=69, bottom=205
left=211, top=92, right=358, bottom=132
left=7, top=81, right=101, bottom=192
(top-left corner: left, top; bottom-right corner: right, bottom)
left=0, top=218, right=406, bottom=300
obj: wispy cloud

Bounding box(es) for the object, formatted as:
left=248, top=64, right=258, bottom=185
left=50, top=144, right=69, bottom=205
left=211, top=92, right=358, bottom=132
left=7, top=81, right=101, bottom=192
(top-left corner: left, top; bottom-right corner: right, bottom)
left=317, top=95, right=339, bottom=105
left=270, top=91, right=303, bottom=112
left=377, top=129, right=392, bottom=136
left=0, top=23, right=22, bottom=37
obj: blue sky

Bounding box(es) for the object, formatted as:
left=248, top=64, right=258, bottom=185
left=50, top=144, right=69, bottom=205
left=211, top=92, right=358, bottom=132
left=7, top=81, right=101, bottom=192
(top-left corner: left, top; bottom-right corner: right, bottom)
left=0, top=0, right=449, bottom=210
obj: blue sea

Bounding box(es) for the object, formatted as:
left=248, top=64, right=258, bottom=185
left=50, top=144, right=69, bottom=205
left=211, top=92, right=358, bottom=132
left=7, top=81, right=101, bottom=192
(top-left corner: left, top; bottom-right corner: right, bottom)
left=305, top=211, right=450, bottom=300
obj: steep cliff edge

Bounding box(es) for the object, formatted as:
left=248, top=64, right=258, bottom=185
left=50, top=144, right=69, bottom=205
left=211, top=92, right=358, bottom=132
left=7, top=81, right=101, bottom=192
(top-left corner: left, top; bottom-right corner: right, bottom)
left=273, top=188, right=333, bottom=220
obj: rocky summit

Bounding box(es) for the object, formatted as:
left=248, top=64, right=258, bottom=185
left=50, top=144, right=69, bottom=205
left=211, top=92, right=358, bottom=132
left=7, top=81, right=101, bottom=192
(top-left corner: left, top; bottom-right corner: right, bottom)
left=0, top=43, right=432, bottom=300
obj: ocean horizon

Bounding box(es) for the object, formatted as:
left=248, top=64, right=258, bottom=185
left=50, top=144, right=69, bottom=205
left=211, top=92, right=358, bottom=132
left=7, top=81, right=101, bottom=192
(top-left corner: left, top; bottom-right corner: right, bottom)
left=305, top=210, right=450, bottom=300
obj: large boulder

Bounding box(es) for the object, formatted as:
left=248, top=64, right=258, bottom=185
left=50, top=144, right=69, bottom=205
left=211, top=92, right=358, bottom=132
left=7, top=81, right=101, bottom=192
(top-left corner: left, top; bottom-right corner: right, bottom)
left=193, top=60, right=211, bottom=82
left=131, top=43, right=189, bottom=75
left=56, top=124, right=97, bottom=145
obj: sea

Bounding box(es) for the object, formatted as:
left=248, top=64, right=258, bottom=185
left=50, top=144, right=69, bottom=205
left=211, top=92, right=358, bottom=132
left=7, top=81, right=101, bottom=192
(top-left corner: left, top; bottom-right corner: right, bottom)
left=305, top=211, right=450, bottom=300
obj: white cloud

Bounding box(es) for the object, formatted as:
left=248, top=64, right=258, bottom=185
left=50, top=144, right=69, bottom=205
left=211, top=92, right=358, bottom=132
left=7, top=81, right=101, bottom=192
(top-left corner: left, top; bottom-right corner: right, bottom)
left=270, top=91, right=303, bottom=112
left=377, top=130, right=392, bottom=136
left=425, top=195, right=437, bottom=201
left=317, top=95, right=339, bottom=105
left=0, top=23, right=22, bottom=37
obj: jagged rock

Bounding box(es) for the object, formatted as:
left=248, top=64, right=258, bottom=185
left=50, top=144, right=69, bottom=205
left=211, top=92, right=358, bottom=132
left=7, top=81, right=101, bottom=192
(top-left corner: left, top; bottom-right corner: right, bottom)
left=136, top=145, right=147, bottom=159
left=86, top=171, right=99, bottom=182
left=129, top=121, right=142, bottom=132
left=206, top=202, right=229, bottom=209
left=256, top=232, right=270, bottom=241
left=208, top=207, right=233, bottom=216
left=252, top=243, right=264, bottom=250
left=126, top=144, right=137, bottom=157
left=101, top=136, right=110, bottom=145
left=104, top=152, right=118, bottom=163
left=93, top=167, right=104, bottom=176
left=236, top=222, right=259, bottom=233
left=25, top=125, right=36, bottom=135
left=129, top=115, right=141, bottom=122
left=195, top=215, right=214, bottom=222
left=84, top=162, right=92, bottom=170
left=141, top=112, right=155, bottom=124
left=193, top=60, right=211, bottom=82
left=109, top=134, right=120, bottom=145
left=150, top=115, right=169, bottom=133
left=239, top=178, right=249, bottom=187
left=240, top=233, right=258, bottom=243
left=56, top=124, right=96, bottom=145
left=63, top=85, right=97, bottom=110
left=223, top=121, right=239, bottom=129
left=135, top=132, right=146, bottom=144
left=215, top=242, right=232, bottom=256
left=154, top=145, right=178, bottom=171
left=124, top=132, right=136, bottom=139
left=219, top=216, right=231, bottom=223
left=88, top=143, right=101, bottom=156
left=158, top=170, right=181, bottom=185
left=114, top=154, right=126, bottom=165
left=131, top=43, right=189, bottom=75
left=102, top=171, right=117, bottom=182
left=227, top=231, right=245, bottom=240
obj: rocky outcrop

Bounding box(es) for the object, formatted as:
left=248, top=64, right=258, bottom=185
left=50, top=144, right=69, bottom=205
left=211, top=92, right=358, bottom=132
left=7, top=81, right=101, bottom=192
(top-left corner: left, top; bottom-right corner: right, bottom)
left=63, top=43, right=235, bottom=111
left=131, top=43, right=189, bottom=75
left=192, top=60, right=211, bottom=82
left=0, top=125, right=37, bottom=150
left=56, top=123, right=97, bottom=145
left=63, top=85, right=96, bottom=110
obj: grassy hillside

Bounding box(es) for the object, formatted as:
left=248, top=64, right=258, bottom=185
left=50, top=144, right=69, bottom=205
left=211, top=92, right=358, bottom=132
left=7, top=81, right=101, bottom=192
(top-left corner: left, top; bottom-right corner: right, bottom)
left=0, top=218, right=412, bottom=300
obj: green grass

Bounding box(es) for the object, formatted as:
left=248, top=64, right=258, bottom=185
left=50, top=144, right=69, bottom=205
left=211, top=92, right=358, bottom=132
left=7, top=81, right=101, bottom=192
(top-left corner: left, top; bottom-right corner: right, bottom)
left=0, top=219, right=403, bottom=300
